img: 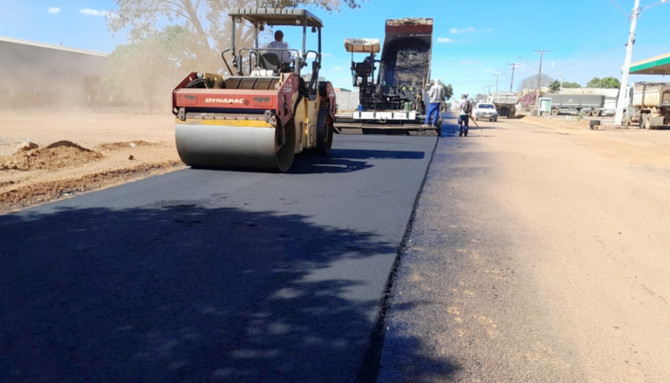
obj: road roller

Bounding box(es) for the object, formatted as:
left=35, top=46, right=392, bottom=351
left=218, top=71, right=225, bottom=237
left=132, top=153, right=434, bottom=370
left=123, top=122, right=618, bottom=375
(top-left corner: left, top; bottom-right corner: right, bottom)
left=172, top=8, right=336, bottom=172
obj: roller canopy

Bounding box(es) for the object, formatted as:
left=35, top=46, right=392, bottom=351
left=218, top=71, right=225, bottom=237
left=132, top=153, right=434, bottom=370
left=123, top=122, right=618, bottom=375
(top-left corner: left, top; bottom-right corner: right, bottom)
left=229, top=8, right=323, bottom=28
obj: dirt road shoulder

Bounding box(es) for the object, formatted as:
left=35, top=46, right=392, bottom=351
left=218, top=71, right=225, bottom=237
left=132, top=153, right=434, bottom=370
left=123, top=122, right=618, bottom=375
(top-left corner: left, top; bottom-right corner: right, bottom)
left=0, top=112, right=183, bottom=214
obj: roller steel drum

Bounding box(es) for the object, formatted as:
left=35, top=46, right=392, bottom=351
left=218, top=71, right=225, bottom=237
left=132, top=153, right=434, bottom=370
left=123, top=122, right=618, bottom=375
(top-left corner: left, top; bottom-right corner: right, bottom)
left=175, top=120, right=295, bottom=172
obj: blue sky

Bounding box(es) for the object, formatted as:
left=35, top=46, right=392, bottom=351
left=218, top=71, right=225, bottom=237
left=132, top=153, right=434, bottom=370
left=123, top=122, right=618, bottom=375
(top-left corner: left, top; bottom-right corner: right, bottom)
left=1, top=0, right=669, bottom=97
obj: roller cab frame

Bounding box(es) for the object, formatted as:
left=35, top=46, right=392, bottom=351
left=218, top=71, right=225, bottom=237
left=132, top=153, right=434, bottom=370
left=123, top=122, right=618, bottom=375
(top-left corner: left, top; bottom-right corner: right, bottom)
left=172, top=8, right=336, bottom=172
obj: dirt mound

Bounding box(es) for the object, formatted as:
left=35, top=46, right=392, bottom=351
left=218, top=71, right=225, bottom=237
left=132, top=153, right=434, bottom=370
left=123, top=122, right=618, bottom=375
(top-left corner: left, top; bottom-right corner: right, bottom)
left=1, top=140, right=102, bottom=171
left=0, top=160, right=183, bottom=213
left=0, top=113, right=182, bottom=214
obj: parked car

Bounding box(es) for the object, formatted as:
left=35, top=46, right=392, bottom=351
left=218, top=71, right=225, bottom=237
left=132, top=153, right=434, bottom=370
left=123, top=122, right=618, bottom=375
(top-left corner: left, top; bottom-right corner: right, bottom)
left=473, top=102, right=498, bottom=122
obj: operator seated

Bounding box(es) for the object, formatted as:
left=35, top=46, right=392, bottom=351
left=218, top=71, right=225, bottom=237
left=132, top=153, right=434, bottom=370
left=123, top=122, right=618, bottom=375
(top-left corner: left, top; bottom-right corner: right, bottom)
left=363, top=53, right=377, bottom=68
left=356, top=53, right=376, bottom=77
left=263, top=30, right=294, bottom=73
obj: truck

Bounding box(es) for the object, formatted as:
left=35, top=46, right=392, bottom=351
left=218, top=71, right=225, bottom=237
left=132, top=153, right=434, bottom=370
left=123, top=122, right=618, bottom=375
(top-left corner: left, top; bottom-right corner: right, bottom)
left=488, top=92, right=518, bottom=118
left=335, top=17, right=435, bottom=134
left=545, top=94, right=606, bottom=117
left=171, top=8, right=336, bottom=172
left=622, top=82, right=670, bottom=129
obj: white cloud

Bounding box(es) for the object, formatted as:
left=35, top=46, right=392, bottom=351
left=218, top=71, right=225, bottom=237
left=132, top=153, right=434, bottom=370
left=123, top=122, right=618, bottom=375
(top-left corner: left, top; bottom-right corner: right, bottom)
left=437, top=37, right=455, bottom=44
left=80, top=9, right=108, bottom=17
left=48, top=7, right=61, bottom=15
left=449, top=27, right=476, bottom=34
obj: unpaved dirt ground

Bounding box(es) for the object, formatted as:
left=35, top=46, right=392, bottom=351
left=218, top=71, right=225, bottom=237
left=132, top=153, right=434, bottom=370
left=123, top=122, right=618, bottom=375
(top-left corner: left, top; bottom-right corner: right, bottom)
left=381, top=113, right=670, bottom=382
left=0, top=112, right=184, bottom=214
left=491, top=116, right=670, bottom=382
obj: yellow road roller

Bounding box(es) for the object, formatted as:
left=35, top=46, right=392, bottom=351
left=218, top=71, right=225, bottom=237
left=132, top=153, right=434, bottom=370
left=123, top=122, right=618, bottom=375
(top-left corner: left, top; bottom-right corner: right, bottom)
left=172, top=8, right=336, bottom=172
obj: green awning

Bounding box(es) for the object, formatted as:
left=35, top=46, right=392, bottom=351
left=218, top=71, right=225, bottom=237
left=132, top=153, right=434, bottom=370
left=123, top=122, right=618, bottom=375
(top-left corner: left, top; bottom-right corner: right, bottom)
left=629, top=52, right=670, bottom=75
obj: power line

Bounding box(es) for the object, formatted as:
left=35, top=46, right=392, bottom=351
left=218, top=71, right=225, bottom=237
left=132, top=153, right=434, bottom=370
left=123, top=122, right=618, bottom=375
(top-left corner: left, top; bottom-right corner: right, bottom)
left=507, top=63, right=521, bottom=92
left=492, top=72, right=502, bottom=92
left=534, top=50, right=550, bottom=116
left=544, top=44, right=622, bottom=75
left=608, top=0, right=630, bottom=18
left=543, top=3, right=670, bottom=78
left=534, top=50, right=550, bottom=88
left=516, top=56, right=537, bottom=72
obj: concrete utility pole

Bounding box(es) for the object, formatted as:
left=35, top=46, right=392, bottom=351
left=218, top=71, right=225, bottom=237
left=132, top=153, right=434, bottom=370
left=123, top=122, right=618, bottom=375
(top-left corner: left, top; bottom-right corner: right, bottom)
left=614, top=0, right=668, bottom=125
left=534, top=50, right=550, bottom=116
left=615, top=0, right=640, bottom=125
left=507, top=63, right=520, bottom=92
left=493, top=73, right=501, bottom=93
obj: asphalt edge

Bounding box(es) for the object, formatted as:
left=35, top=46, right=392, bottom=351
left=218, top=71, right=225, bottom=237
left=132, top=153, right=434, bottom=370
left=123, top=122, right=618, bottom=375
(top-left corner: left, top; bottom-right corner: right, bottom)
left=354, top=133, right=441, bottom=382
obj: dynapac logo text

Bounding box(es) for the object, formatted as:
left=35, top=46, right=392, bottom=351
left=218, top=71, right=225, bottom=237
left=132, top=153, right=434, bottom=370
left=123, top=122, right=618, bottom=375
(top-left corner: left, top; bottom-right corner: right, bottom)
left=205, top=98, right=245, bottom=104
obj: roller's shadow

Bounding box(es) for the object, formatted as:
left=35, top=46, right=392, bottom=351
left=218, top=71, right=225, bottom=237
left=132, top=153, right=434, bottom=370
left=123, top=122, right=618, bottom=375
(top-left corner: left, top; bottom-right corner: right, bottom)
left=0, top=203, right=458, bottom=382
left=291, top=148, right=425, bottom=174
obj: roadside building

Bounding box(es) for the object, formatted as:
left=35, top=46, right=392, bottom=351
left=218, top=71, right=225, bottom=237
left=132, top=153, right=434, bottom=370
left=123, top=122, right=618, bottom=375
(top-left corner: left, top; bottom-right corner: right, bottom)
left=0, top=36, right=108, bottom=110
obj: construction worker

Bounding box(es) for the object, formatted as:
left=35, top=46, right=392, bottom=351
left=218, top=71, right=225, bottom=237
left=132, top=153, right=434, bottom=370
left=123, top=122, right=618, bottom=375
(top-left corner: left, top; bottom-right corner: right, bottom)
left=424, top=78, right=445, bottom=128
left=458, top=94, right=472, bottom=136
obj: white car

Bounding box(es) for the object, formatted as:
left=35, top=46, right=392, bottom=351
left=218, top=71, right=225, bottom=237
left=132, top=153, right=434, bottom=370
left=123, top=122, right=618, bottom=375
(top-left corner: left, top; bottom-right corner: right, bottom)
left=473, top=102, right=498, bottom=122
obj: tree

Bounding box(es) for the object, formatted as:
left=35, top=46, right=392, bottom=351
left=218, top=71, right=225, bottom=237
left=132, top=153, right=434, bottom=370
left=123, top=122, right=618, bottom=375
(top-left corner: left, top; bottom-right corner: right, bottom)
left=547, top=79, right=582, bottom=93
left=102, top=25, right=203, bottom=110
left=105, top=0, right=366, bottom=109
left=519, top=92, right=537, bottom=111
left=519, top=73, right=553, bottom=91
left=562, top=81, right=581, bottom=89
left=108, top=0, right=366, bottom=54
left=441, top=83, right=454, bottom=100
left=586, top=76, right=620, bottom=89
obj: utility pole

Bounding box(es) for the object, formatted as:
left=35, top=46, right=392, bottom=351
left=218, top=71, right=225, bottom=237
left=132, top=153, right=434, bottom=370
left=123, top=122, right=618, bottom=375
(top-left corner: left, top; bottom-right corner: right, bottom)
left=613, top=0, right=668, bottom=125
left=534, top=50, right=550, bottom=116
left=493, top=73, right=501, bottom=93
left=507, top=63, right=520, bottom=92
left=615, top=0, right=640, bottom=125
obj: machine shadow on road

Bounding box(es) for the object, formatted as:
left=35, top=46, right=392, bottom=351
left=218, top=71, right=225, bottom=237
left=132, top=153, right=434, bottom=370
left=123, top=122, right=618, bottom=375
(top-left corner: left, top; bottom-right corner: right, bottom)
left=290, top=148, right=425, bottom=174
left=0, top=203, right=457, bottom=382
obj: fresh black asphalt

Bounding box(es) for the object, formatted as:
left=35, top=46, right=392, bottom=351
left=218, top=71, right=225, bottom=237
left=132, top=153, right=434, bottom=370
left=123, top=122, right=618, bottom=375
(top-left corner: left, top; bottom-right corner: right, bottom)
left=1, top=134, right=436, bottom=382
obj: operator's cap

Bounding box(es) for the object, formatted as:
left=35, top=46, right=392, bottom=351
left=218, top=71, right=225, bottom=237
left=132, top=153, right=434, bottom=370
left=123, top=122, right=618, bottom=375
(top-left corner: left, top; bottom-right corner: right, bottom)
left=434, top=78, right=440, bottom=85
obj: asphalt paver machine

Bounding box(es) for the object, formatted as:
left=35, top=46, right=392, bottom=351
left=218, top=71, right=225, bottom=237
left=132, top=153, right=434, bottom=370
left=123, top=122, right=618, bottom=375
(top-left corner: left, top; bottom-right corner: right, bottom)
left=335, top=17, right=435, bottom=134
